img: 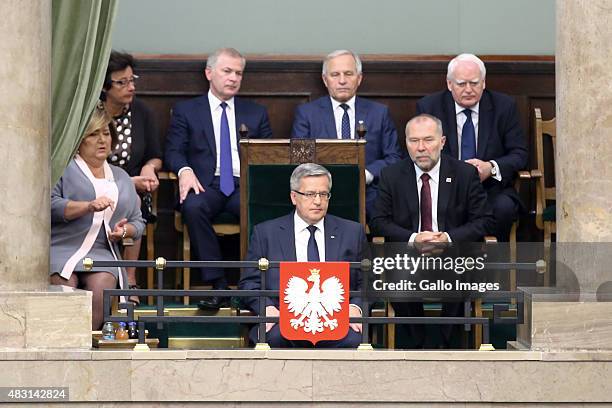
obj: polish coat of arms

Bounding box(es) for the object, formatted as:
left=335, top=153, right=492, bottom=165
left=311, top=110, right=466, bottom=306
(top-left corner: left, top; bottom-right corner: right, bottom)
left=279, top=262, right=350, bottom=344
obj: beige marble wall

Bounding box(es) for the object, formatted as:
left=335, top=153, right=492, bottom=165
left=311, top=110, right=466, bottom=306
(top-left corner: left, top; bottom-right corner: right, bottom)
left=0, top=0, right=50, bottom=290
left=0, top=350, right=610, bottom=402
left=519, top=302, right=612, bottom=351
left=556, top=0, right=612, bottom=293
left=0, top=287, right=91, bottom=349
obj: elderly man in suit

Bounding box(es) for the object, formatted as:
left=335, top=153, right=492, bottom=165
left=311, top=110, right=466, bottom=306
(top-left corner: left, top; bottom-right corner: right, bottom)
left=239, top=163, right=368, bottom=348
left=370, top=114, right=494, bottom=348
left=416, top=53, right=527, bottom=241
left=291, top=50, right=402, bottom=218
left=165, top=48, right=272, bottom=310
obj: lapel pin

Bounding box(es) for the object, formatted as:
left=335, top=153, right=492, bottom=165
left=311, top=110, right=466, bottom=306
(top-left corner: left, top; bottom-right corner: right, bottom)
left=446, top=177, right=452, bottom=183
left=330, top=235, right=336, bottom=239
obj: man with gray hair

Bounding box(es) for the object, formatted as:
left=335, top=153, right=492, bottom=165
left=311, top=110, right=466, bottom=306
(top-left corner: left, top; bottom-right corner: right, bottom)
left=370, top=114, right=493, bottom=348
left=239, top=163, right=368, bottom=348
left=165, top=48, right=272, bottom=310
left=416, top=53, right=527, bottom=241
left=291, top=50, right=401, bottom=218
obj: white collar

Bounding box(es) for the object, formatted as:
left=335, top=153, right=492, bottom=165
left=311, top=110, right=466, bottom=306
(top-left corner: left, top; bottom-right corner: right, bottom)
left=330, top=95, right=356, bottom=112
left=414, top=158, right=441, bottom=184
left=208, top=90, right=235, bottom=111
left=455, top=101, right=480, bottom=115
left=294, top=211, right=325, bottom=233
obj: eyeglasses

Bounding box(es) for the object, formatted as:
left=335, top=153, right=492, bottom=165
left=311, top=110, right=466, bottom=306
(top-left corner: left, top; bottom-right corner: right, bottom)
left=293, top=190, right=332, bottom=200
left=111, top=74, right=139, bottom=88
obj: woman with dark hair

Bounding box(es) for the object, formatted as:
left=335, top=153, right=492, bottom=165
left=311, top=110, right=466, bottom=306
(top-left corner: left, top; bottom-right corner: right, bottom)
left=50, top=105, right=145, bottom=330
left=101, top=51, right=163, bottom=302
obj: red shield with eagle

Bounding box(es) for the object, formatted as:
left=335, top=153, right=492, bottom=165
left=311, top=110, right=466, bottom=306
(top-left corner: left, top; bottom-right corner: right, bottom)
left=279, top=262, right=350, bottom=345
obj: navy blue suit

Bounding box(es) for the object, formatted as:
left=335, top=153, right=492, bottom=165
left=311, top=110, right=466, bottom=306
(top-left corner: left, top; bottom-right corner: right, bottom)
left=416, top=89, right=528, bottom=240
left=165, top=95, right=272, bottom=281
left=239, top=212, right=368, bottom=347
left=291, top=96, right=402, bottom=216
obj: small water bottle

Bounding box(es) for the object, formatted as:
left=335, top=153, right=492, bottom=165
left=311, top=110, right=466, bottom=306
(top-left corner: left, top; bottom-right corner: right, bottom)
left=128, top=322, right=138, bottom=339
left=102, top=322, right=115, bottom=340
left=115, top=322, right=129, bottom=340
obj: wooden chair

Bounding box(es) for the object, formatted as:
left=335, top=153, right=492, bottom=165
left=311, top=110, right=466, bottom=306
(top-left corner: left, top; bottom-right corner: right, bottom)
left=157, top=171, right=240, bottom=305
left=238, top=138, right=367, bottom=258
left=144, top=186, right=160, bottom=305
left=531, top=108, right=556, bottom=285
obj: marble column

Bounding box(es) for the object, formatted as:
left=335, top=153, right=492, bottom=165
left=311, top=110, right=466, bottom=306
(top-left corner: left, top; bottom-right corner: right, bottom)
left=0, top=0, right=91, bottom=349
left=556, top=0, right=612, bottom=296
left=517, top=0, right=612, bottom=351
left=0, top=0, right=50, bottom=291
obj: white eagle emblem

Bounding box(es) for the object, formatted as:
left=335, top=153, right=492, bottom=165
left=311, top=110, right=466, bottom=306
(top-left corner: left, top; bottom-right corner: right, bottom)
left=283, top=268, right=345, bottom=334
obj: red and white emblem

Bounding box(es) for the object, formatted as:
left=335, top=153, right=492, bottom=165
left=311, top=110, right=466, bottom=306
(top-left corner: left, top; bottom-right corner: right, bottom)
left=279, top=262, right=350, bottom=344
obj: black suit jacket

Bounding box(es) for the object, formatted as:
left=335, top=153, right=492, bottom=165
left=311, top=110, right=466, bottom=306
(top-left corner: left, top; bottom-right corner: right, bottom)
left=416, top=89, right=527, bottom=196
left=238, top=212, right=368, bottom=313
left=369, top=156, right=494, bottom=242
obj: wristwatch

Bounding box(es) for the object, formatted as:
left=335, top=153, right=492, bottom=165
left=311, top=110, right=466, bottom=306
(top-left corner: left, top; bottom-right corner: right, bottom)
left=489, top=161, right=498, bottom=176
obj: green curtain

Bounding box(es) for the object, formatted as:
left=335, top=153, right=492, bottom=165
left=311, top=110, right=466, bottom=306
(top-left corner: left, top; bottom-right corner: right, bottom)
left=51, top=0, right=118, bottom=185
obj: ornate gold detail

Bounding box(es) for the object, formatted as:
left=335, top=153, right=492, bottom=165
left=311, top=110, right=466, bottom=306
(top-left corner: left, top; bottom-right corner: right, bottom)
left=155, top=257, right=166, bottom=271
left=290, top=139, right=316, bottom=163
left=83, top=258, right=94, bottom=271
left=258, top=258, right=270, bottom=271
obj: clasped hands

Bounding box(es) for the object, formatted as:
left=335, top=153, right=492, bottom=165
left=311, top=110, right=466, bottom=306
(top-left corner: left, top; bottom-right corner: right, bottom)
left=413, top=231, right=449, bottom=255
left=132, top=165, right=159, bottom=193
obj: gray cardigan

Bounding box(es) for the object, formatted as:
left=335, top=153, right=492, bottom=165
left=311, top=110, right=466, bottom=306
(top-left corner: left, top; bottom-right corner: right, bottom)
left=50, top=158, right=145, bottom=277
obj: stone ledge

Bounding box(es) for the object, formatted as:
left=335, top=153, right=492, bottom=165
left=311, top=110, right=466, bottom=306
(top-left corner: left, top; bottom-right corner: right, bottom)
left=0, top=356, right=609, bottom=402
left=2, top=348, right=612, bottom=361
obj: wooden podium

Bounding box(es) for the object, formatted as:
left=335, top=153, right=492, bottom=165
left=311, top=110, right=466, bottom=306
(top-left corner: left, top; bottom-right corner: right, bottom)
left=239, top=138, right=367, bottom=258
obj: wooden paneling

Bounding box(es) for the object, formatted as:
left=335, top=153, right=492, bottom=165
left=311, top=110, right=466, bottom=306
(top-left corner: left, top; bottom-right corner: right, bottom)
left=133, top=55, right=555, bottom=284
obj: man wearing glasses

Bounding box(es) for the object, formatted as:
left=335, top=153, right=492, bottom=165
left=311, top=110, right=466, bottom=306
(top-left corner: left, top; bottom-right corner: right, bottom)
left=239, top=163, right=368, bottom=348
left=416, top=53, right=527, bottom=241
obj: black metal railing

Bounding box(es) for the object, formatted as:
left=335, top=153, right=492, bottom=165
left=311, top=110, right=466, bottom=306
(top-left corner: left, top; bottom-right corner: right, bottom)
left=90, top=257, right=536, bottom=348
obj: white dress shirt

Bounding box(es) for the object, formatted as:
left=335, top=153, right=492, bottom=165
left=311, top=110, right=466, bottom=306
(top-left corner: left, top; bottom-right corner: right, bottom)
left=294, top=212, right=325, bottom=262
left=331, top=96, right=356, bottom=140
left=293, top=211, right=361, bottom=314
left=408, top=160, right=451, bottom=243
left=455, top=101, right=501, bottom=181
left=330, top=95, right=374, bottom=184
left=209, top=91, right=240, bottom=177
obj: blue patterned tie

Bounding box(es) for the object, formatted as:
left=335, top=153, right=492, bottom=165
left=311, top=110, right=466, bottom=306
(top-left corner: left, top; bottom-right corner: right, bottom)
left=307, top=225, right=320, bottom=262
left=340, top=103, right=351, bottom=139
left=461, top=109, right=476, bottom=160
left=219, top=102, right=234, bottom=196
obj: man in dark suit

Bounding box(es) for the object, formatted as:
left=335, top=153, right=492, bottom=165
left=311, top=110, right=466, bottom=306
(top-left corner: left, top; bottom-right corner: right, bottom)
left=370, top=114, right=494, bottom=348
left=165, top=48, right=272, bottom=309
left=416, top=53, right=527, bottom=241
left=291, top=50, right=401, bottom=218
left=239, top=163, right=368, bottom=348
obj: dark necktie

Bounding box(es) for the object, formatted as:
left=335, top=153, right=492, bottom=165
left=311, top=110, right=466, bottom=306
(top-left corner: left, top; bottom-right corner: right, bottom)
left=420, top=173, right=433, bottom=232
left=219, top=102, right=234, bottom=196
left=461, top=109, right=476, bottom=160
left=306, top=225, right=320, bottom=262
left=340, top=103, right=351, bottom=139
